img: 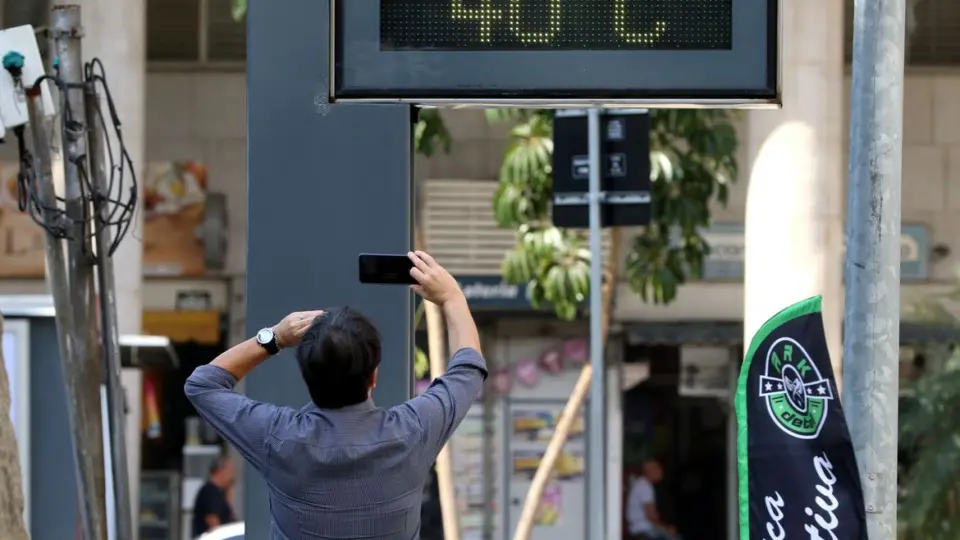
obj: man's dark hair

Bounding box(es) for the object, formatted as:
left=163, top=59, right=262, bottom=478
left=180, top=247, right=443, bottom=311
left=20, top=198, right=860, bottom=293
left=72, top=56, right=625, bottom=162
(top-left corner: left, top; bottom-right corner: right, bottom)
left=296, top=306, right=382, bottom=408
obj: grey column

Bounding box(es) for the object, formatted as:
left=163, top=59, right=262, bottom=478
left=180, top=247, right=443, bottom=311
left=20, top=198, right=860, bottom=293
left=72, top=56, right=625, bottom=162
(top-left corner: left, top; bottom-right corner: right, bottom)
left=245, top=0, right=414, bottom=536
left=743, top=0, right=845, bottom=383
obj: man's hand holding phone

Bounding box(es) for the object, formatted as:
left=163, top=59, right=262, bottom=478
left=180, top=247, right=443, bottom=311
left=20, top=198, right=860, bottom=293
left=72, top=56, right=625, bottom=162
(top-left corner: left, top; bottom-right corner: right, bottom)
left=407, top=251, right=462, bottom=306
left=408, top=250, right=480, bottom=355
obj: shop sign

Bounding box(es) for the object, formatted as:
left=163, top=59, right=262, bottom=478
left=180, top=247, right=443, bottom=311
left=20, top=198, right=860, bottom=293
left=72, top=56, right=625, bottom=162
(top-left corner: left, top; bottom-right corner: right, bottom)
left=412, top=276, right=540, bottom=310
left=699, top=223, right=930, bottom=281
left=900, top=224, right=928, bottom=281
left=701, top=223, right=746, bottom=280
left=459, top=276, right=533, bottom=309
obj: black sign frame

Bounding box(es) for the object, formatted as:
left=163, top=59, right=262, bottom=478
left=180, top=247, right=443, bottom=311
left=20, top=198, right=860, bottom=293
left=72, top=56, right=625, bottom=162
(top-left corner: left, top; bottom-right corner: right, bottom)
left=331, top=0, right=780, bottom=106
left=552, top=109, right=652, bottom=228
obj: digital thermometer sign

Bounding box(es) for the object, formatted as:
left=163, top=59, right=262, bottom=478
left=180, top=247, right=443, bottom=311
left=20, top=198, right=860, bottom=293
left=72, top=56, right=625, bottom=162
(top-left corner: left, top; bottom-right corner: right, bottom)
left=380, top=0, right=732, bottom=50
left=332, top=0, right=780, bottom=107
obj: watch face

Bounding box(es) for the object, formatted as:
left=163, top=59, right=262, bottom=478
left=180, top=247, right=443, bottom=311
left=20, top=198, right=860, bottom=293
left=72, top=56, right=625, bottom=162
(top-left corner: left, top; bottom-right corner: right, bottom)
left=256, top=328, right=274, bottom=344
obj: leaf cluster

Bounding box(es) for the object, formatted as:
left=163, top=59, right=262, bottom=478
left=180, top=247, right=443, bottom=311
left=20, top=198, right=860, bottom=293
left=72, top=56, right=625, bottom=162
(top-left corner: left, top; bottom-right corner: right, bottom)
left=900, top=349, right=960, bottom=539
left=489, top=108, right=740, bottom=318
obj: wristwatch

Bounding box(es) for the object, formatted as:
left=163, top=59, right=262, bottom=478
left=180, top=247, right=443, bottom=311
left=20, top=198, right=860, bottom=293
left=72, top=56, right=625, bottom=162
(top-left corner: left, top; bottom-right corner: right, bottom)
left=255, top=327, right=281, bottom=355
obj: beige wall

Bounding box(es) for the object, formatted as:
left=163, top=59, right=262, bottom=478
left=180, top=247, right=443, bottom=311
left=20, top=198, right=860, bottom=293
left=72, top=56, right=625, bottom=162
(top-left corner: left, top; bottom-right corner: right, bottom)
left=144, top=73, right=511, bottom=277
left=146, top=73, right=247, bottom=273
left=4, top=71, right=960, bottom=316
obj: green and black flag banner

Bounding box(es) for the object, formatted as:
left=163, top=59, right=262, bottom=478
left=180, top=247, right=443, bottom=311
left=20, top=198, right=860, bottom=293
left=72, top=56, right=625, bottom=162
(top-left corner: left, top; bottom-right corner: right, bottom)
left=735, top=296, right=867, bottom=540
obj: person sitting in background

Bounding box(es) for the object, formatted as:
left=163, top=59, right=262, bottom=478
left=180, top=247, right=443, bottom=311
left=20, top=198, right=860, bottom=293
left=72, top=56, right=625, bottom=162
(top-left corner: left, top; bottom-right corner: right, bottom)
left=184, top=251, right=486, bottom=540
left=626, top=458, right=678, bottom=540
left=191, top=454, right=236, bottom=538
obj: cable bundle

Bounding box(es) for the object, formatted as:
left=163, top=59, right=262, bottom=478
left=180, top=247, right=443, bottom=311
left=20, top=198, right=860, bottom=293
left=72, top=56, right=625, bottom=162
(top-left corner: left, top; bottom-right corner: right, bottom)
left=11, top=57, right=138, bottom=256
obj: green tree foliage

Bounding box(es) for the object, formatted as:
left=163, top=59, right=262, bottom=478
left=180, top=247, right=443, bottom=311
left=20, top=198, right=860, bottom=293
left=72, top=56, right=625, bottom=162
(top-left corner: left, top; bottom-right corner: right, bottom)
left=413, top=302, right=430, bottom=379
left=489, top=109, right=739, bottom=319
left=899, top=287, right=960, bottom=539
left=414, top=109, right=453, bottom=157
left=899, top=351, right=960, bottom=540
left=232, top=0, right=246, bottom=21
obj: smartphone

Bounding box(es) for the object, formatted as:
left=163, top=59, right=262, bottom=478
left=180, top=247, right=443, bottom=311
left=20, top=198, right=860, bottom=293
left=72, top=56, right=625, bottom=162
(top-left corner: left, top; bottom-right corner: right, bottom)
left=358, top=253, right=417, bottom=284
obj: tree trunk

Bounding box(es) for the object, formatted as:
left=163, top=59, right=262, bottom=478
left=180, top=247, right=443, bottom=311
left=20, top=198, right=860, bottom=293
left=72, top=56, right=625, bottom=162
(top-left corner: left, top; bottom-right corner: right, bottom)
left=0, top=314, right=30, bottom=540
left=512, top=229, right=622, bottom=540
left=414, top=226, right=461, bottom=540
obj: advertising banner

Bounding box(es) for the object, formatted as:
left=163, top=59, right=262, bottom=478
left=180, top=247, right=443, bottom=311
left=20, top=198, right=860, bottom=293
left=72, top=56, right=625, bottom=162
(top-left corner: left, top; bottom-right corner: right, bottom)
left=736, top=296, right=867, bottom=540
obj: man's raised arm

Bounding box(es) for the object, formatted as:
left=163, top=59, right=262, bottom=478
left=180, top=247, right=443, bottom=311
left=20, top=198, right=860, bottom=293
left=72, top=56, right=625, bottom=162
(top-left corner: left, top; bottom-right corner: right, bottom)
left=403, top=251, right=487, bottom=454
left=184, top=310, right=322, bottom=471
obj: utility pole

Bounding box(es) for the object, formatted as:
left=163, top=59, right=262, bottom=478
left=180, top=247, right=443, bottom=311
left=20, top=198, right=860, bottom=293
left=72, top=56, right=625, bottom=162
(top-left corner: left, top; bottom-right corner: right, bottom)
left=50, top=6, right=111, bottom=540
left=10, top=7, right=137, bottom=539
left=844, top=1, right=905, bottom=540
left=86, top=66, right=136, bottom=540
left=586, top=107, right=606, bottom=540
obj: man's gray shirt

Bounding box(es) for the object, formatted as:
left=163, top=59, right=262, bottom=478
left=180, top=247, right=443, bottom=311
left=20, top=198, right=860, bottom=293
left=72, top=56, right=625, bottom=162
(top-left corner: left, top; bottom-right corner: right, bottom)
left=185, top=347, right=487, bottom=540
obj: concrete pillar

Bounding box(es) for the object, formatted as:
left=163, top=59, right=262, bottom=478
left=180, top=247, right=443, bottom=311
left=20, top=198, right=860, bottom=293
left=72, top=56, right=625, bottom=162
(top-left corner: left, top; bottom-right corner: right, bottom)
left=245, top=0, right=414, bottom=535
left=743, top=0, right=845, bottom=383
left=53, top=0, right=147, bottom=533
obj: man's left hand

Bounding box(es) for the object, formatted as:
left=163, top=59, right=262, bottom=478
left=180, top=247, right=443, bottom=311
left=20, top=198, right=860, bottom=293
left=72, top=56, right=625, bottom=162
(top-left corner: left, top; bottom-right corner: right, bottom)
left=273, top=310, right=324, bottom=348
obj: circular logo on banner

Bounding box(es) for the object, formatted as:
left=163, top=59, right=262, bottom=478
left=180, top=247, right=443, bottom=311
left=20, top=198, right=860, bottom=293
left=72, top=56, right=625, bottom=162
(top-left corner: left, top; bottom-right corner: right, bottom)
left=758, top=337, right=834, bottom=439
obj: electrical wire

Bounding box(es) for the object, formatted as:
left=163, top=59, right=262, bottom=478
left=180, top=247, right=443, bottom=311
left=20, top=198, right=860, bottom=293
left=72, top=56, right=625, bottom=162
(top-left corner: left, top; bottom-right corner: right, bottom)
left=10, top=57, right=138, bottom=256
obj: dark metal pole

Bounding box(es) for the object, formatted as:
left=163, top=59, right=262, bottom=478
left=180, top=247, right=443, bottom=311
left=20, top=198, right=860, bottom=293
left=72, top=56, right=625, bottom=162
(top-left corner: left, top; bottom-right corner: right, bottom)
left=50, top=5, right=109, bottom=539
left=586, top=107, right=606, bottom=540
left=844, top=0, right=906, bottom=538
left=25, top=91, right=74, bottom=380
left=86, top=77, right=135, bottom=540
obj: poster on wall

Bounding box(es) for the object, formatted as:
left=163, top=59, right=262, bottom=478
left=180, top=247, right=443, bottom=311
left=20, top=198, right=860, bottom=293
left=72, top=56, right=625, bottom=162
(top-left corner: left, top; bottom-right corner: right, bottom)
left=512, top=408, right=585, bottom=443
left=143, top=161, right=208, bottom=276
left=511, top=448, right=585, bottom=481
left=450, top=409, right=497, bottom=538
left=0, top=160, right=214, bottom=277
left=510, top=403, right=586, bottom=481
left=0, top=163, right=46, bottom=277
left=508, top=400, right=586, bottom=535
left=535, top=483, right=562, bottom=526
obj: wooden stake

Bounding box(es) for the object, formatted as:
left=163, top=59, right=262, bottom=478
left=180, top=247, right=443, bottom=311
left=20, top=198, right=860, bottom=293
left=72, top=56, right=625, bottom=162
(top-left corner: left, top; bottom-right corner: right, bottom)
left=415, top=226, right=461, bottom=540
left=425, top=300, right=462, bottom=540
left=512, top=229, right=622, bottom=540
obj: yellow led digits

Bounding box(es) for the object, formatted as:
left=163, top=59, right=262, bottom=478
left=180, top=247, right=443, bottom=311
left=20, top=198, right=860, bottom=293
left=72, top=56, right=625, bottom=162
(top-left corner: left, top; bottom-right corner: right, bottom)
left=613, top=0, right=667, bottom=44
left=380, top=0, right=732, bottom=50
left=508, top=0, right=561, bottom=45
left=451, top=0, right=502, bottom=43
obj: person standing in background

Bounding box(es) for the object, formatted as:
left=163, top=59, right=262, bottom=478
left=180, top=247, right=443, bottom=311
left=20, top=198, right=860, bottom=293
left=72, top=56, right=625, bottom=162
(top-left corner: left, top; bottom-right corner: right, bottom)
left=191, top=455, right=236, bottom=538
left=626, top=458, right=678, bottom=540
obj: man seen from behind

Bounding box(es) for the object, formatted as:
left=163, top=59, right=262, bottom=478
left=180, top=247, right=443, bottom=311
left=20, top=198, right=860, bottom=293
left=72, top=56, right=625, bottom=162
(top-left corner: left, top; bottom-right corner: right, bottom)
left=185, top=251, right=486, bottom=540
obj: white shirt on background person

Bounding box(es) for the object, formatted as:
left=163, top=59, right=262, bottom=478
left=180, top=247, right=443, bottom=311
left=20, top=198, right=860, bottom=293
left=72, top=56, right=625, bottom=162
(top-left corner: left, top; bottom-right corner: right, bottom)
left=626, top=476, right=656, bottom=535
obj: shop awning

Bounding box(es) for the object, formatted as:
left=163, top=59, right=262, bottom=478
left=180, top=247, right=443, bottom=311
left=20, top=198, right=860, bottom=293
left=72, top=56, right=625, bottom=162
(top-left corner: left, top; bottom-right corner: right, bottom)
left=143, top=310, right=222, bottom=345
left=625, top=321, right=960, bottom=346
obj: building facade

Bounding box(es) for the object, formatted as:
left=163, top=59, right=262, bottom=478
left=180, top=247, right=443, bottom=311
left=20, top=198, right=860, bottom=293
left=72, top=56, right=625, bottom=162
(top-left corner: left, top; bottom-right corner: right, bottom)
left=3, top=1, right=960, bottom=539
